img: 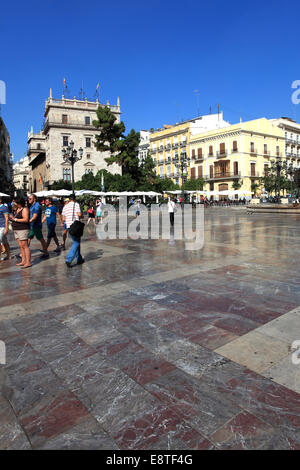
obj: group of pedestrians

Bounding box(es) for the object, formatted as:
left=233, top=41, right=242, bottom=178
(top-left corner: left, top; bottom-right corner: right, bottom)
left=0, top=193, right=85, bottom=269
left=86, top=199, right=103, bottom=227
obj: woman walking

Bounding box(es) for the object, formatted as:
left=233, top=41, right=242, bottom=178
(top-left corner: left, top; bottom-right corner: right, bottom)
left=10, top=197, right=31, bottom=269
left=96, top=199, right=103, bottom=224
left=86, top=201, right=96, bottom=227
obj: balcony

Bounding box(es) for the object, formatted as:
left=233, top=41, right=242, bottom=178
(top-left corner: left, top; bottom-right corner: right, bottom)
left=250, top=172, right=260, bottom=178
left=205, top=172, right=241, bottom=180
left=149, top=149, right=156, bottom=155
left=263, top=150, right=270, bottom=156
left=216, top=150, right=228, bottom=158
left=232, top=147, right=238, bottom=153
left=195, top=154, right=204, bottom=162
left=158, top=146, right=164, bottom=152
left=165, top=144, right=171, bottom=150
left=172, top=143, right=179, bottom=149
left=180, top=141, right=187, bottom=148
left=249, top=148, right=257, bottom=155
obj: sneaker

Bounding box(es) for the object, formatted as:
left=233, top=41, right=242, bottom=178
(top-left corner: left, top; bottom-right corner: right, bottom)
left=65, top=261, right=72, bottom=268
left=60, top=244, right=66, bottom=251
left=54, top=246, right=61, bottom=253
left=40, top=253, right=50, bottom=259
left=77, top=258, right=85, bottom=265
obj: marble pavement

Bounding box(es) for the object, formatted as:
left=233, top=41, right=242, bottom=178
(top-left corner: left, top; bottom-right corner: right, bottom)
left=0, top=207, right=299, bottom=450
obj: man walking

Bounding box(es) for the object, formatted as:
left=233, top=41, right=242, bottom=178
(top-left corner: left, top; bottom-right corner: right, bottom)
left=28, top=194, right=49, bottom=259
left=0, top=197, right=11, bottom=260
left=168, top=197, right=176, bottom=227
left=42, top=197, right=62, bottom=252
left=62, top=194, right=84, bottom=267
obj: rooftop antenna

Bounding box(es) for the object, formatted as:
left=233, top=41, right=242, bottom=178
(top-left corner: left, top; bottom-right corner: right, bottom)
left=62, top=77, right=71, bottom=99
left=93, top=82, right=100, bottom=101
left=194, top=90, right=200, bottom=116
left=78, top=81, right=86, bottom=100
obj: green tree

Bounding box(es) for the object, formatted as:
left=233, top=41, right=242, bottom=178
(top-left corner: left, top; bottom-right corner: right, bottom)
left=93, top=106, right=125, bottom=153
left=184, top=178, right=204, bottom=191
left=232, top=179, right=242, bottom=190
left=51, top=179, right=72, bottom=190
left=105, top=129, right=141, bottom=179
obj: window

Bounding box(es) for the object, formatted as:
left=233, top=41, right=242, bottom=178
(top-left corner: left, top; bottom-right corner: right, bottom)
left=232, top=141, right=238, bottom=152
left=192, top=149, right=195, bottom=159
left=85, top=169, right=93, bottom=175
left=86, top=153, right=91, bottom=159
left=37, top=143, right=41, bottom=149
left=63, top=136, right=68, bottom=147
left=198, top=166, right=203, bottom=178
left=62, top=115, right=68, bottom=124
left=233, top=162, right=239, bottom=175
left=264, top=144, right=268, bottom=155
left=85, top=116, right=90, bottom=125
left=209, top=165, right=214, bottom=178
left=86, top=137, right=91, bottom=147
left=250, top=163, right=256, bottom=176
left=250, top=142, right=255, bottom=153
left=220, top=143, right=225, bottom=154
left=191, top=168, right=196, bottom=179
left=276, top=146, right=280, bottom=156
left=264, top=164, right=269, bottom=175
left=63, top=168, right=71, bottom=181
left=198, top=148, right=202, bottom=158
left=209, top=145, right=213, bottom=156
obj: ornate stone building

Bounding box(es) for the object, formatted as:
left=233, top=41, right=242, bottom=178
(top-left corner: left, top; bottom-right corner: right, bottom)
left=28, top=90, right=122, bottom=191
left=13, top=156, right=30, bottom=196
left=0, top=117, right=13, bottom=193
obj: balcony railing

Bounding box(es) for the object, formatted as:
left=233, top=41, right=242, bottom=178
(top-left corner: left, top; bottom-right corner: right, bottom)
left=180, top=141, right=187, bottom=147
left=216, top=150, right=228, bottom=158
left=232, top=148, right=238, bottom=153
left=172, top=143, right=179, bottom=149
left=250, top=172, right=260, bottom=178
left=158, top=146, right=164, bottom=152
left=205, top=172, right=241, bottom=180
left=250, top=148, right=257, bottom=154
left=165, top=144, right=171, bottom=150
left=263, top=150, right=270, bottom=156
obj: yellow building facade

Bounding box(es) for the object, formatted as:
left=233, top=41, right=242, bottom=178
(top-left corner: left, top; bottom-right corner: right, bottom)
left=149, top=113, right=230, bottom=186
left=189, top=118, right=285, bottom=193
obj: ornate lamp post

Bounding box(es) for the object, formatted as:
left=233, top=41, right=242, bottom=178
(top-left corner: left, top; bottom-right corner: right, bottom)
left=62, top=141, right=83, bottom=195
left=269, top=158, right=288, bottom=201
left=173, top=152, right=190, bottom=204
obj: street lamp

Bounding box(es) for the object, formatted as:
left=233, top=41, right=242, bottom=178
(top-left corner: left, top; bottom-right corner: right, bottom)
left=173, top=152, right=190, bottom=204
left=62, top=140, right=83, bottom=195
left=269, top=157, right=288, bottom=202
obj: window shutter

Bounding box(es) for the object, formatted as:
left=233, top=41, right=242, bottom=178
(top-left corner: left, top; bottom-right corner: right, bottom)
left=191, top=168, right=195, bottom=179
left=233, top=140, right=237, bottom=151
left=198, top=166, right=203, bottom=178
left=220, top=143, right=225, bottom=154
left=198, top=148, right=202, bottom=157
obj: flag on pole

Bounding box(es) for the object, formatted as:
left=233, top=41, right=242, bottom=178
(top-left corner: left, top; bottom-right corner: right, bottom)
left=96, top=83, right=99, bottom=89
left=63, top=77, right=66, bottom=86
left=101, top=171, right=105, bottom=191
left=38, top=174, right=42, bottom=184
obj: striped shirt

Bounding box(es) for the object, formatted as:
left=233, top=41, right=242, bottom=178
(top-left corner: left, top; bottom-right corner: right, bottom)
left=62, top=202, right=81, bottom=228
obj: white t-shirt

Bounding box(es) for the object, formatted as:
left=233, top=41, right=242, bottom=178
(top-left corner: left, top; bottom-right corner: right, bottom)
left=62, top=201, right=81, bottom=228
left=168, top=200, right=176, bottom=213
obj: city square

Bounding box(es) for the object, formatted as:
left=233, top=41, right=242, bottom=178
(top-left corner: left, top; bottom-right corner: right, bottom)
left=0, top=207, right=299, bottom=450
left=1, top=0, right=300, bottom=456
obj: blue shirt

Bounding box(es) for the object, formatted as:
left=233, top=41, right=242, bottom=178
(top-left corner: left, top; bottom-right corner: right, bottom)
left=45, top=205, right=58, bottom=225
left=0, top=204, right=8, bottom=228
left=30, top=201, right=42, bottom=229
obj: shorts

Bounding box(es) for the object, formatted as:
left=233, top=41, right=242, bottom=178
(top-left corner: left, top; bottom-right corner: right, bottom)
left=47, top=223, right=56, bottom=239
left=96, top=210, right=102, bottom=217
left=14, top=229, right=30, bottom=241
left=88, top=213, right=95, bottom=218
left=29, top=226, right=43, bottom=240
left=136, top=211, right=140, bottom=216
left=0, top=227, right=7, bottom=244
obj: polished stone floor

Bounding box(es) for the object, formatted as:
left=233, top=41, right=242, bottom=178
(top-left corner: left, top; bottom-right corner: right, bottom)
left=0, top=207, right=299, bottom=450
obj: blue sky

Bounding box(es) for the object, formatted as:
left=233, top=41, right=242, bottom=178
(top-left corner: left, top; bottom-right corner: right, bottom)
left=1, top=0, right=300, bottom=161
